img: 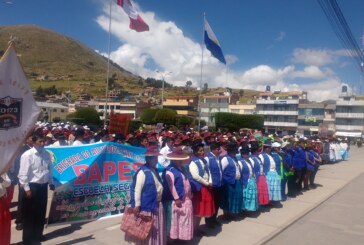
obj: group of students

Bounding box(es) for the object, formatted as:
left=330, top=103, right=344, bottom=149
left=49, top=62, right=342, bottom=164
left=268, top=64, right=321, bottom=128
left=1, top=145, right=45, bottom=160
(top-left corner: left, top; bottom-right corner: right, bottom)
left=126, top=134, right=346, bottom=244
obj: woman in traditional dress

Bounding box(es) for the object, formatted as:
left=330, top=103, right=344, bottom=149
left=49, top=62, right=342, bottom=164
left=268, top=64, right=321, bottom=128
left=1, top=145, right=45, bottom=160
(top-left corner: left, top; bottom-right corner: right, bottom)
left=126, top=146, right=166, bottom=245
left=249, top=142, right=269, bottom=205
left=220, top=143, right=244, bottom=220
left=239, top=146, right=258, bottom=212
left=162, top=148, right=194, bottom=242
left=259, top=141, right=282, bottom=202
left=188, top=143, right=215, bottom=235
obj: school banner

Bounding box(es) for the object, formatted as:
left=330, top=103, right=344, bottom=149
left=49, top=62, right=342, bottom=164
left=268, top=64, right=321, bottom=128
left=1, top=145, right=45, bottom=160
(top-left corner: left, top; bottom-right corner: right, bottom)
left=46, top=142, right=146, bottom=225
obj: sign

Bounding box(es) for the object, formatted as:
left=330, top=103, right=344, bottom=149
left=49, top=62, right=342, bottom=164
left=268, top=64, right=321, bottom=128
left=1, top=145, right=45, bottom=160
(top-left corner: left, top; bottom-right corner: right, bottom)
left=305, top=116, right=316, bottom=123
left=155, top=123, right=164, bottom=133
left=108, top=113, right=133, bottom=135
left=274, top=100, right=287, bottom=104
left=46, top=142, right=146, bottom=225
left=0, top=45, right=40, bottom=174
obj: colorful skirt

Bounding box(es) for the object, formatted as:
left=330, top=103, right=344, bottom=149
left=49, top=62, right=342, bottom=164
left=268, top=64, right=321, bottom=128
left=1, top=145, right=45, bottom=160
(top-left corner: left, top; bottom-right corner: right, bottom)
left=266, top=170, right=282, bottom=201
left=342, top=150, right=349, bottom=160
left=193, top=186, right=215, bottom=217
left=243, top=178, right=259, bottom=211
left=257, top=175, right=270, bottom=205
left=220, top=181, right=244, bottom=214
left=165, top=198, right=194, bottom=241
left=125, top=202, right=166, bottom=245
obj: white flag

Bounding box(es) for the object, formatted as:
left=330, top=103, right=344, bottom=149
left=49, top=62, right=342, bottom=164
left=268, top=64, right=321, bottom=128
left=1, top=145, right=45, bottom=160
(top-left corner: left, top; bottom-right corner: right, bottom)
left=0, top=45, right=40, bottom=174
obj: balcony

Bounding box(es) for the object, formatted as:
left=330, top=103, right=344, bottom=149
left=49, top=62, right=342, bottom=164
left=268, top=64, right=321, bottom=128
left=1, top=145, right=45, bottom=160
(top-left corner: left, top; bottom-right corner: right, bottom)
left=264, top=121, right=298, bottom=127
left=256, top=99, right=299, bottom=105
left=336, top=100, right=364, bottom=106
left=335, top=112, right=364, bottom=119
left=258, top=110, right=298, bottom=115
left=200, top=103, right=229, bottom=108
left=298, top=115, right=324, bottom=120
left=336, top=125, right=364, bottom=131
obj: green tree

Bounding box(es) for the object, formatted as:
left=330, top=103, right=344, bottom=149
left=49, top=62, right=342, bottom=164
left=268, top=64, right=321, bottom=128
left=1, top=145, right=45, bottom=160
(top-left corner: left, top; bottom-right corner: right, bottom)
left=177, top=115, right=193, bottom=128
left=214, top=112, right=264, bottom=131
left=66, top=107, right=101, bottom=126
left=185, top=80, right=192, bottom=87
left=35, top=86, right=46, bottom=97
left=140, top=108, right=159, bottom=125
left=154, top=108, right=177, bottom=125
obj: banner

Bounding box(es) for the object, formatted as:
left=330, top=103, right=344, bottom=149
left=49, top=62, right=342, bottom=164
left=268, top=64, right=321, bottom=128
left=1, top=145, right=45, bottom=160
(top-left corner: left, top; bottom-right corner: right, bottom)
left=108, top=113, right=133, bottom=135
left=0, top=45, right=40, bottom=174
left=46, top=142, right=146, bottom=225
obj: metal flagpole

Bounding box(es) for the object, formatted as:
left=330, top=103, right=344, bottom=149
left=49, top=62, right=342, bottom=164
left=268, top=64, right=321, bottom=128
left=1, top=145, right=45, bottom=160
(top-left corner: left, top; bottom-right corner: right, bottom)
left=104, top=0, right=112, bottom=128
left=198, top=13, right=206, bottom=132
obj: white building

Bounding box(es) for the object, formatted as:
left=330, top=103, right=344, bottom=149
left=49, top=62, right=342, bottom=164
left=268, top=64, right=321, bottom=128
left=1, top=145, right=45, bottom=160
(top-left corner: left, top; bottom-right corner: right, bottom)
left=335, top=88, right=364, bottom=138
left=256, top=91, right=307, bottom=134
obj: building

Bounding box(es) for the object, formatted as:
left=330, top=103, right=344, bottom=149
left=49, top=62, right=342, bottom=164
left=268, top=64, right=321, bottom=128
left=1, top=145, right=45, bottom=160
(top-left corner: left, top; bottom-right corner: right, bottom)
left=163, top=96, right=198, bottom=117
left=95, top=101, right=137, bottom=120
left=229, top=103, right=256, bottom=115
left=320, top=102, right=336, bottom=137
left=297, top=103, right=325, bottom=136
left=200, top=92, right=239, bottom=126
left=256, top=90, right=308, bottom=134
left=36, top=102, right=69, bottom=122
left=335, top=87, right=364, bottom=138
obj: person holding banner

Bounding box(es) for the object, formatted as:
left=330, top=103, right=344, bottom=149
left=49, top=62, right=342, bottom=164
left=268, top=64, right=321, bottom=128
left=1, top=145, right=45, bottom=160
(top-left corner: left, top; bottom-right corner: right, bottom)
left=18, top=134, right=55, bottom=245
left=126, top=146, right=166, bottom=245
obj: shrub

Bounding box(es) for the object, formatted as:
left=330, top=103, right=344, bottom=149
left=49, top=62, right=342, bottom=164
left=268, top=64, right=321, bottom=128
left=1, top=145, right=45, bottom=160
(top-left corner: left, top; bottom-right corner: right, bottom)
left=214, top=112, right=264, bottom=131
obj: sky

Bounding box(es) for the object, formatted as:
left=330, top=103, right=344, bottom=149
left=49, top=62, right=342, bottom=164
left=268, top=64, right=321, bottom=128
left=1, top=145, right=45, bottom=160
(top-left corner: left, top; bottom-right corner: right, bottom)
left=1, top=0, right=364, bottom=101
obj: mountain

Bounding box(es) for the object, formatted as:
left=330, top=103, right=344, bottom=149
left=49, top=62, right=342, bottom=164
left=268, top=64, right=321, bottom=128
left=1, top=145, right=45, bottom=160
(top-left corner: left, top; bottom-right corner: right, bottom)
left=0, top=25, right=143, bottom=96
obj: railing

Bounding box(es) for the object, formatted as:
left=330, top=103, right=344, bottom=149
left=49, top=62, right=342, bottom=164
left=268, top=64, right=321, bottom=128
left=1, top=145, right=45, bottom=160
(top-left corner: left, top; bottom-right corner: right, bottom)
left=257, top=110, right=298, bottom=115
left=335, top=112, right=364, bottom=119
left=335, top=125, right=364, bottom=131
left=264, top=121, right=298, bottom=127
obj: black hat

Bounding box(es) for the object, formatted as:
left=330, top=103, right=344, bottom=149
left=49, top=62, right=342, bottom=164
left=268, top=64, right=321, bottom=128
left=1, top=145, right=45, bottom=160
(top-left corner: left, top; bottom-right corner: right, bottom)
left=240, top=145, right=250, bottom=155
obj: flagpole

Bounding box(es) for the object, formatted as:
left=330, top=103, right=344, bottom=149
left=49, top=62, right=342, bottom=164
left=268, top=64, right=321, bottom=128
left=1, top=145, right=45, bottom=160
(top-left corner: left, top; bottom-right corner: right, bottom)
left=104, top=0, right=112, bottom=128
left=198, top=13, right=206, bottom=132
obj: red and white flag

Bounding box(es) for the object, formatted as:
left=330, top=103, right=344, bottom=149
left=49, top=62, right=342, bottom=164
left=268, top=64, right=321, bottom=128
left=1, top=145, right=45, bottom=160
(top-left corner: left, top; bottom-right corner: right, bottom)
left=0, top=45, right=40, bottom=174
left=117, top=0, right=149, bottom=32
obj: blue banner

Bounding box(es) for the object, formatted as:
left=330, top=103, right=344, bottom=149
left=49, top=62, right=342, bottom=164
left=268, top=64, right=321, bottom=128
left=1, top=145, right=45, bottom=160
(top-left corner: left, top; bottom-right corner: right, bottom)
left=46, top=142, right=146, bottom=225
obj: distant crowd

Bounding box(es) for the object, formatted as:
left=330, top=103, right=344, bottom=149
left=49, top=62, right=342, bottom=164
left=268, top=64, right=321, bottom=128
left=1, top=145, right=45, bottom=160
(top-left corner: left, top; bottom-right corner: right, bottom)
left=0, top=120, right=353, bottom=245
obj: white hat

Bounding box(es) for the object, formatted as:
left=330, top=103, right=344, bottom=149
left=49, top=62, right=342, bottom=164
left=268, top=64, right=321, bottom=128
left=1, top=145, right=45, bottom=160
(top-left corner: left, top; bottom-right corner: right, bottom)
left=272, top=142, right=281, bottom=148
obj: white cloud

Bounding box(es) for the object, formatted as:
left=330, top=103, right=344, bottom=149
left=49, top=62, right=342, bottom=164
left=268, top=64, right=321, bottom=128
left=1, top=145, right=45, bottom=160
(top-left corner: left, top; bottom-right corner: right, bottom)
left=291, top=48, right=351, bottom=66
left=96, top=3, right=348, bottom=101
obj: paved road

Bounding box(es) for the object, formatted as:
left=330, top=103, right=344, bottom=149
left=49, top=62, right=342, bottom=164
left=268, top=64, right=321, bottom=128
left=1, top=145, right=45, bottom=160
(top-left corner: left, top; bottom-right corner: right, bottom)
left=10, top=146, right=364, bottom=245
left=266, top=169, right=364, bottom=245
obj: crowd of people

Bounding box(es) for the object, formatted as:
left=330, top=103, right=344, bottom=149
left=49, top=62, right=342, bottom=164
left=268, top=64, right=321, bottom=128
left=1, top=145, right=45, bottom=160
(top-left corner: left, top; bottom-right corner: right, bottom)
left=0, top=120, right=353, bottom=245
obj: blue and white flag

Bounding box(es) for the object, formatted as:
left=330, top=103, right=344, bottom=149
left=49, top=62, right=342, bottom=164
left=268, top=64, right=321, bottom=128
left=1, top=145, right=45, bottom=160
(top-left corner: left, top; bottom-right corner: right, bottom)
left=204, top=19, right=226, bottom=64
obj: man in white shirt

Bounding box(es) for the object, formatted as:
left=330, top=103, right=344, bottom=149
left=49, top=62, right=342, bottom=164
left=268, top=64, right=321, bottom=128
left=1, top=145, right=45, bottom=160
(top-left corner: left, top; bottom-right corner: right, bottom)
left=158, top=137, right=174, bottom=168
left=18, top=134, right=55, bottom=244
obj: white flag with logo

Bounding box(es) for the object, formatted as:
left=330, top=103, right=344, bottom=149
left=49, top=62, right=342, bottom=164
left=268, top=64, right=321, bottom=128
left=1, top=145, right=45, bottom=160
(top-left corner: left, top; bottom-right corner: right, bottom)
left=0, top=45, right=40, bottom=174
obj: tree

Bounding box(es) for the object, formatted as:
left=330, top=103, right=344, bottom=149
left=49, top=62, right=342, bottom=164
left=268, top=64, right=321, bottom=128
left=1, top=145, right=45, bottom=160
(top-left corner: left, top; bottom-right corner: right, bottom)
left=177, top=115, right=193, bottom=128
left=239, top=89, right=245, bottom=97
left=154, top=108, right=177, bottom=125
left=35, top=86, right=46, bottom=97
left=140, top=108, right=159, bottom=125
left=214, top=112, right=264, bottom=131
left=66, top=107, right=101, bottom=126
left=185, top=80, right=192, bottom=87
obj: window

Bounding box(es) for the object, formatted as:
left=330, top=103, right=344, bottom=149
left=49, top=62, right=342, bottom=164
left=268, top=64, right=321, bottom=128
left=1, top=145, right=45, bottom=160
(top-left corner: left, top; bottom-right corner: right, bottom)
left=99, top=105, right=104, bottom=109
left=53, top=109, right=57, bottom=112
left=220, top=108, right=228, bottom=112
left=201, top=108, right=209, bottom=113
left=60, top=109, right=65, bottom=113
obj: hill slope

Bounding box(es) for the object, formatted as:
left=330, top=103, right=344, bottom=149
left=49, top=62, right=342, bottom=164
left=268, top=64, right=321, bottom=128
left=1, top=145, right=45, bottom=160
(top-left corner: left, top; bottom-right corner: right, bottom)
left=0, top=25, right=142, bottom=96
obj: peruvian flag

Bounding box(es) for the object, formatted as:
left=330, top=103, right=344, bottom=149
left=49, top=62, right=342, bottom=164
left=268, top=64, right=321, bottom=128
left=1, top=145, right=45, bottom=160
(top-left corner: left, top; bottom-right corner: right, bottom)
left=117, top=0, right=149, bottom=32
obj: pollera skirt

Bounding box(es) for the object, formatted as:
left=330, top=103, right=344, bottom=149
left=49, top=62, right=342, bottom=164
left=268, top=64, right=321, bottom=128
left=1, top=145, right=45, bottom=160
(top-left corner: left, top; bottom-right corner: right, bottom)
left=257, top=175, right=270, bottom=205
left=193, top=186, right=215, bottom=217
left=243, top=178, right=259, bottom=211
left=220, top=181, right=244, bottom=214
left=266, top=170, right=282, bottom=201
